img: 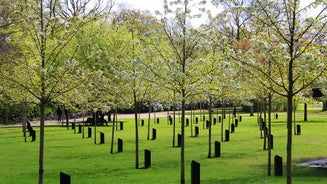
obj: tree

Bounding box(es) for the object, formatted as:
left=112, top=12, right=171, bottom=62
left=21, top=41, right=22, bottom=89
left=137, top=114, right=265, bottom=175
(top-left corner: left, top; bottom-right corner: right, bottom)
left=150, top=0, right=208, bottom=182
left=3, top=1, right=110, bottom=183
left=212, top=0, right=255, bottom=41
left=229, top=1, right=326, bottom=183
left=111, top=8, right=158, bottom=169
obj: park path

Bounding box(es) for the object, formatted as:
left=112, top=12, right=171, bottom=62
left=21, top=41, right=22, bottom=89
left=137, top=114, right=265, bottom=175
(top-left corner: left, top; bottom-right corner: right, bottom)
left=0, top=112, right=169, bottom=128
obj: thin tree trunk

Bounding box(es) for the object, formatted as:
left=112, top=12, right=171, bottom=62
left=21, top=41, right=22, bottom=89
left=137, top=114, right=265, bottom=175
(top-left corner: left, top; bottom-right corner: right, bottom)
left=286, top=93, right=293, bottom=184
left=268, top=92, right=272, bottom=176
left=228, top=105, right=231, bottom=131
left=134, top=91, right=139, bottom=169
left=208, top=96, right=212, bottom=158
left=190, top=101, right=193, bottom=137
left=293, top=98, right=296, bottom=135
left=263, top=100, right=267, bottom=150
left=94, top=110, right=97, bottom=144
left=82, top=115, right=85, bottom=139
left=172, top=91, right=176, bottom=147
left=221, top=101, right=224, bottom=142
left=22, top=102, right=27, bottom=142
left=268, top=58, right=272, bottom=176
left=304, top=103, right=307, bottom=121
left=38, top=100, right=46, bottom=184
left=180, top=95, right=185, bottom=184
left=110, top=104, right=117, bottom=153
left=147, top=101, right=151, bottom=140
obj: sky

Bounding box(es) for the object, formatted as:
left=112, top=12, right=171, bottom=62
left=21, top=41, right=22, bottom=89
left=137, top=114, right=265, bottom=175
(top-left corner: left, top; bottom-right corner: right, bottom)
left=118, top=0, right=220, bottom=27
left=118, top=0, right=321, bottom=27
left=120, top=0, right=316, bottom=14
left=121, top=0, right=164, bottom=13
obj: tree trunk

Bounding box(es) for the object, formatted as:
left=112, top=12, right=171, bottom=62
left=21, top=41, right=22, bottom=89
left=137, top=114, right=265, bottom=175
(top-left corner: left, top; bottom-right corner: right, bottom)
left=293, top=98, right=296, bottom=135
left=22, top=102, right=27, bottom=142
left=208, top=97, right=212, bottom=158
left=110, top=105, right=117, bottom=154
left=94, top=111, right=97, bottom=144
left=304, top=103, right=307, bottom=121
left=134, top=90, right=139, bottom=169
left=228, top=105, right=231, bottom=131
left=147, top=101, right=151, bottom=140
left=286, top=93, right=293, bottom=184
left=190, top=101, right=193, bottom=137
left=263, top=100, right=267, bottom=150
left=172, top=91, right=176, bottom=147
left=268, top=92, right=272, bottom=176
left=38, top=99, right=46, bottom=184
left=221, top=101, right=224, bottom=142
left=180, top=92, right=185, bottom=184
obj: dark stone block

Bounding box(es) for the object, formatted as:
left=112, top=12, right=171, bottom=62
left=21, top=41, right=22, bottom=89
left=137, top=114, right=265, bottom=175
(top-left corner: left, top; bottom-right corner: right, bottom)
left=141, top=119, right=144, bottom=126
left=225, top=130, right=229, bottom=142
left=260, top=121, right=266, bottom=130
left=268, top=134, right=274, bottom=149
left=87, top=127, right=92, bottom=138
left=78, top=124, right=82, bottom=133
left=118, top=138, right=123, bottom=152
left=206, top=120, right=210, bottom=129
left=120, top=122, right=123, bottom=130
left=195, top=126, right=199, bottom=137
left=186, top=118, right=189, bottom=127
left=214, top=141, right=221, bottom=157
left=152, top=128, right=157, bottom=140
left=100, top=132, right=105, bottom=144
left=275, top=113, right=278, bottom=119
left=31, top=129, right=36, bottom=142
left=191, top=160, right=200, bottom=184
left=231, top=123, right=235, bottom=133
left=169, top=116, right=173, bottom=125
left=296, top=124, right=301, bottom=135
left=72, top=123, right=75, bottom=130
left=177, top=134, right=181, bottom=147
left=213, top=118, right=217, bottom=125
left=195, top=117, right=198, bottom=124
left=239, top=116, right=242, bottom=122
left=235, top=119, right=238, bottom=127
left=60, top=172, right=70, bottom=184
left=219, top=116, right=222, bottom=123
left=274, top=155, right=283, bottom=176
left=144, top=149, right=151, bottom=168
left=157, top=118, right=159, bottom=124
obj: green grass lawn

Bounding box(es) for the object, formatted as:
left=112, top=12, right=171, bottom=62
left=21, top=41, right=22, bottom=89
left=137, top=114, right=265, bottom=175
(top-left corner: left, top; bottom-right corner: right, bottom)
left=1, top=110, right=327, bottom=184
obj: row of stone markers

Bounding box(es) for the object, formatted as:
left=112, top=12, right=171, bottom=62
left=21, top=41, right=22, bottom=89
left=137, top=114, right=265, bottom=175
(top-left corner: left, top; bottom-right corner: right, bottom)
left=60, top=114, right=248, bottom=183
left=188, top=115, right=242, bottom=183
left=258, top=113, right=302, bottom=177
left=60, top=121, right=126, bottom=183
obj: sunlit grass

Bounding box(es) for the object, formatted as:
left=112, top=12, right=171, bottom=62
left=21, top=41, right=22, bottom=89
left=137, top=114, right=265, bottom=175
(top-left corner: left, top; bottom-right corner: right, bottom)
left=1, top=108, right=327, bottom=183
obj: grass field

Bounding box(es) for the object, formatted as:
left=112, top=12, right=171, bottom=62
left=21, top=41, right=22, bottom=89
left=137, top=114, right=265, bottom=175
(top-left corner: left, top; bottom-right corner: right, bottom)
left=1, top=107, right=327, bottom=183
